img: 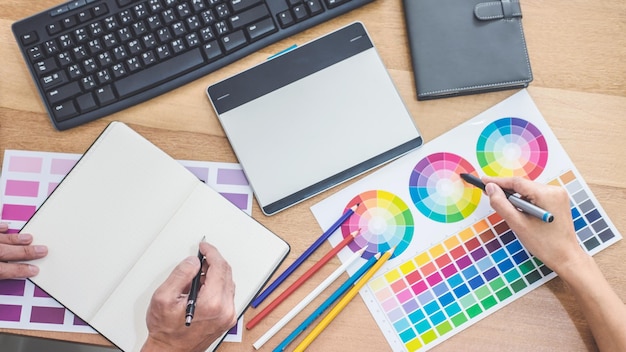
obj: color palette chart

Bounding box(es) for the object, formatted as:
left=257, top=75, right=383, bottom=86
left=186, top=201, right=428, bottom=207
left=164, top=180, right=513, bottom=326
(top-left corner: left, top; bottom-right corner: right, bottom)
left=0, top=150, right=251, bottom=341
left=408, top=152, right=482, bottom=223
left=476, top=117, right=548, bottom=179
left=341, top=190, right=414, bottom=259
left=310, top=90, right=621, bottom=351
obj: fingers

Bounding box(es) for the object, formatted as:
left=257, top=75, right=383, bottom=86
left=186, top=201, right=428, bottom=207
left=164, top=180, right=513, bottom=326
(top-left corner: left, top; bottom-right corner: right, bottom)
left=484, top=182, right=525, bottom=225
left=197, top=242, right=236, bottom=327
left=0, top=262, right=40, bottom=280
left=0, top=223, right=8, bottom=233
left=154, top=256, right=201, bottom=300
left=0, top=242, right=48, bottom=262
left=0, top=232, right=33, bottom=245
left=482, top=176, right=546, bottom=201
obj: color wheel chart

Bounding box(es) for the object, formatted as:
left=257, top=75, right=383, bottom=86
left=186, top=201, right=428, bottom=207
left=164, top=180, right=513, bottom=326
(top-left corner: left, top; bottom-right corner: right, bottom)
left=476, top=117, right=548, bottom=179
left=311, top=90, right=621, bottom=351
left=408, top=152, right=482, bottom=223
left=340, top=190, right=414, bottom=259
left=0, top=150, right=251, bottom=342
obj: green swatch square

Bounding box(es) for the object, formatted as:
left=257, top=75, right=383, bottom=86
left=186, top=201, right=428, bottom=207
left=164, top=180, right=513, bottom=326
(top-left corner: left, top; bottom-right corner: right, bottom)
left=475, top=286, right=490, bottom=300
left=519, top=260, right=535, bottom=274
left=466, top=303, right=483, bottom=318
left=511, top=278, right=528, bottom=293
left=480, top=295, right=497, bottom=310
left=489, top=277, right=505, bottom=291
left=496, top=287, right=513, bottom=301
left=436, top=321, right=453, bottom=336
left=459, top=294, right=476, bottom=309
left=451, top=312, right=468, bottom=327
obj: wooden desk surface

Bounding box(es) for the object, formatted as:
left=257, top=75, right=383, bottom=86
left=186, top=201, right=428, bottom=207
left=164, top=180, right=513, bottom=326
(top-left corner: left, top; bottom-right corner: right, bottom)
left=1, top=0, right=625, bottom=351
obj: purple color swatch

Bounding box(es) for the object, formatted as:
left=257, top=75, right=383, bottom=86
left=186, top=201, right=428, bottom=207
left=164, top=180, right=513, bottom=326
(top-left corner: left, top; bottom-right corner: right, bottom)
left=217, top=168, right=248, bottom=186
left=30, top=306, right=65, bottom=324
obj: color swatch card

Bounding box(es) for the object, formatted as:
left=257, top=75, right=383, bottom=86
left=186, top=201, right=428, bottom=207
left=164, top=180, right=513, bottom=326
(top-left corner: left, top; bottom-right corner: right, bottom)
left=0, top=149, right=252, bottom=342
left=311, top=90, right=621, bottom=351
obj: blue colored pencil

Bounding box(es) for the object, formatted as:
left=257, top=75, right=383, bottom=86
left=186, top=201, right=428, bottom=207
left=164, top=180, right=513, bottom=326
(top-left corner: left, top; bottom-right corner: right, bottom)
left=272, top=252, right=380, bottom=351
left=251, top=203, right=359, bottom=308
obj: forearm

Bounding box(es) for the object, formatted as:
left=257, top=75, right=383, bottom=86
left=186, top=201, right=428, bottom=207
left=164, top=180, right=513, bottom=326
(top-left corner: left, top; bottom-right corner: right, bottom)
left=556, top=254, right=626, bottom=352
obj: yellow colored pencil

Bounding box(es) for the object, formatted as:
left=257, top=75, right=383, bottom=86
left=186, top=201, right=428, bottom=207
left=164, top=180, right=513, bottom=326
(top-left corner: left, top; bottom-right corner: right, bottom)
left=293, top=247, right=395, bottom=352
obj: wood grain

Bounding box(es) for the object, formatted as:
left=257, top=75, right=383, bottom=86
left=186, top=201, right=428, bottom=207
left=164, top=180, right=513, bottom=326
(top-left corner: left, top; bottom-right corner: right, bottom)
left=1, top=1, right=625, bottom=351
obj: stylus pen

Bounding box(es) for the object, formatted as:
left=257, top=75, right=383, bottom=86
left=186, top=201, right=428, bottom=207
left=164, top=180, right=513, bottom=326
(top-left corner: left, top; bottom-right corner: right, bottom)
left=460, top=173, right=554, bottom=223
left=250, top=203, right=359, bottom=308
left=185, top=236, right=205, bottom=326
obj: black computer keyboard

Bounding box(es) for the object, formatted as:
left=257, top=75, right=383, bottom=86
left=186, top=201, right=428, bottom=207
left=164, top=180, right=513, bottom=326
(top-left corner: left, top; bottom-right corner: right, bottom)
left=12, top=0, right=375, bottom=130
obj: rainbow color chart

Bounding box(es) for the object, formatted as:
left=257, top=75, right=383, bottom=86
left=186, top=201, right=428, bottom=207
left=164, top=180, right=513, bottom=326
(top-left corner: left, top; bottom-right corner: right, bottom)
left=476, top=117, right=548, bottom=180
left=0, top=150, right=251, bottom=341
left=341, top=190, right=414, bottom=259
left=311, top=90, right=621, bottom=351
left=408, top=152, right=482, bottom=223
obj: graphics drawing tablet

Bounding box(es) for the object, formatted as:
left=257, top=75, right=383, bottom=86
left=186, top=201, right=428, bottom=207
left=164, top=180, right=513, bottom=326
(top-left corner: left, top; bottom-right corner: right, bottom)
left=207, top=22, right=423, bottom=215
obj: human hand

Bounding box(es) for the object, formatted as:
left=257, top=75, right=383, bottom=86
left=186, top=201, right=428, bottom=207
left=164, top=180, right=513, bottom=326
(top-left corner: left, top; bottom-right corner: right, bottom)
left=482, top=176, right=586, bottom=274
left=0, top=223, right=48, bottom=280
left=142, top=242, right=236, bottom=352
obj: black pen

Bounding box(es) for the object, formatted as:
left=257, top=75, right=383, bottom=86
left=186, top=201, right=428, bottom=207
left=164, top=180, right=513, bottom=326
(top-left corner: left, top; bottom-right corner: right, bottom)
left=460, top=173, right=554, bottom=223
left=185, top=236, right=205, bottom=326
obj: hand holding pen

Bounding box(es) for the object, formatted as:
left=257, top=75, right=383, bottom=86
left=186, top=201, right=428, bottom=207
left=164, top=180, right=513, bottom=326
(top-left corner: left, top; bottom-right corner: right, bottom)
left=460, top=173, right=554, bottom=222
left=479, top=175, right=582, bottom=272
left=185, top=239, right=205, bottom=326
left=143, top=241, right=236, bottom=352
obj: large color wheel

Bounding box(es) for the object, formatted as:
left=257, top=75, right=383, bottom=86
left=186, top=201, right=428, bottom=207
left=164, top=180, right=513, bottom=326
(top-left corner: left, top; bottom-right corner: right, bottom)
left=476, top=117, right=548, bottom=180
left=341, top=190, right=414, bottom=259
left=408, top=152, right=482, bottom=223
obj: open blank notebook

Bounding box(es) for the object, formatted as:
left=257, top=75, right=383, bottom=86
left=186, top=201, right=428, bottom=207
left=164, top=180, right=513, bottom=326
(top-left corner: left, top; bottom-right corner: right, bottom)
left=22, top=122, right=290, bottom=351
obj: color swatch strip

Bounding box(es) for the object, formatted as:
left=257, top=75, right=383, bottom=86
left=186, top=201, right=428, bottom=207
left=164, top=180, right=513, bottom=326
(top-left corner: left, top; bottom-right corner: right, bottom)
left=0, top=150, right=251, bottom=340
left=367, top=170, right=617, bottom=351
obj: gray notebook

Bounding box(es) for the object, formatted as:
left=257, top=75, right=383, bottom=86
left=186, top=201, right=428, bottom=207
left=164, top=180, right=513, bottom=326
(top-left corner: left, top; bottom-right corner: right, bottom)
left=403, top=0, right=533, bottom=99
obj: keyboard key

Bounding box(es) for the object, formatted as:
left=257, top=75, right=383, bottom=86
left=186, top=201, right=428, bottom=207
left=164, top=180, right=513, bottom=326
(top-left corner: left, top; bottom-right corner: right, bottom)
left=292, top=4, right=308, bottom=21
left=306, top=0, right=324, bottom=15
left=21, top=31, right=38, bottom=46
left=115, top=48, right=205, bottom=98
left=247, top=17, right=276, bottom=40
left=52, top=101, right=78, bottom=122
left=94, top=85, right=116, bottom=105
left=35, top=57, right=59, bottom=76
left=230, top=0, right=264, bottom=13
left=50, top=5, right=70, bottom=17
left=221, top=30, right=247, bottom=52
left=229, top=4, right=270, bottom=30
left=46, top=22, right=63, bottom=35
left=42, top=71, right=68, bottom=89
left=277, top=10, right=294, bottom=28
left=76, top=92, right=97, bottom=112
left=201, top=41, right=222, bottom=60
left=46, top=81, right=81, bottom=104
